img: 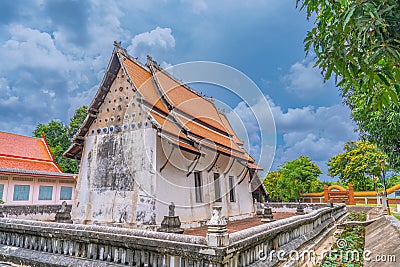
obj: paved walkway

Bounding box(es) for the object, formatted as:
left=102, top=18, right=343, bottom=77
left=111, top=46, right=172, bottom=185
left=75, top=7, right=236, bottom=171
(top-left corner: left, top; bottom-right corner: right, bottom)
left=184, top=212, right=297, bottom=236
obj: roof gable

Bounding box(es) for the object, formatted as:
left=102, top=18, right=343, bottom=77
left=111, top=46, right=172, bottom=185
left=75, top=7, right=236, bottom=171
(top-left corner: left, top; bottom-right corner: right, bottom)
left=65, top=43, right=257, bottom=165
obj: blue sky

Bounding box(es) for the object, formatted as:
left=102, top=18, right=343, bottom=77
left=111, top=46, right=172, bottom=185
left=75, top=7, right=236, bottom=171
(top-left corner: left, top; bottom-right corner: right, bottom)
left=0, top=0, right=357, bottom=180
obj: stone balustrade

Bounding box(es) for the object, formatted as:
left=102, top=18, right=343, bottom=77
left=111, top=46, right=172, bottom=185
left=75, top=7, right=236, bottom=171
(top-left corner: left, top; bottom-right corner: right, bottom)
left=0, top=204, right=346, bottom=267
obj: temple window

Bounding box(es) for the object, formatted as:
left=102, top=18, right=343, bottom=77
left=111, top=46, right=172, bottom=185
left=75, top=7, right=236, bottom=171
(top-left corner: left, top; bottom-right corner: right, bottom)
left=194, top=172, right=203, bottom=203
left=229, top=176, right=236, bottom=202
left=214, top=173, right=222, bottom=202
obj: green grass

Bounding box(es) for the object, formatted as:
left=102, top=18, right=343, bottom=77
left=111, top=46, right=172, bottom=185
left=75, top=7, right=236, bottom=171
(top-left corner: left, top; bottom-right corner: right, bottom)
left=394, top=214, right=400, bottom=221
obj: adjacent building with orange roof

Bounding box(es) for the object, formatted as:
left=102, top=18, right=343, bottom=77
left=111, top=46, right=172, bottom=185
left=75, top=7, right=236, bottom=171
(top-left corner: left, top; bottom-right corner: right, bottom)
left=0, top=132, right=75, bottom=205
left=64, top=42, right=267, bottom=227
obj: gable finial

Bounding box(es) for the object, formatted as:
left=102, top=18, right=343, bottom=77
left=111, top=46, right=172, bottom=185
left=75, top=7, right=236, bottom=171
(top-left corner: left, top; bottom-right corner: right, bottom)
left=113, top=40, right=122, bottom=48
left=114, top=41, right=128, bottom=55
left=146, top=55, right=154, bottom=66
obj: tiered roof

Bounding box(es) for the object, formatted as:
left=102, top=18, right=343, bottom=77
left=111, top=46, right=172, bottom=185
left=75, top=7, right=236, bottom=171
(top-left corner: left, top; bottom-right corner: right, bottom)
left=64, top=43, right=262, bottom=170
left=0, top=132, right=73, bottom=178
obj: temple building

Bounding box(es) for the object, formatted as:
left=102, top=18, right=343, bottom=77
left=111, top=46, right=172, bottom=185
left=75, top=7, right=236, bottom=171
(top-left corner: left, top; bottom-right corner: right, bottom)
left=64, top=43, right=267, bottom=228
left=0, top=132, right=75, bottom=205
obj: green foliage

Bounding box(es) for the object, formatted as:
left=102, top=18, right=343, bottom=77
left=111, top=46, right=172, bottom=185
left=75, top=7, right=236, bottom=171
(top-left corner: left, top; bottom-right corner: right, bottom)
left=297, top=0, right=400, bottom=109
left=68, top=106, right=88, bottom=139
left=327, top=141, right=386, bottom=191
left=347, top=211, right=367, bottom=222
left=33, top=106, right=88, bottom=173
left=386, top=175, right=400, bottom=188
left=263, top=170, right=282, bottom=200
left=264, top=156, right=322, bottom=201
left=350, top=93, right=400, bottom=170
left=322, top=225, right=365, bottom=267
left=298, top=0, right=400, bottom=172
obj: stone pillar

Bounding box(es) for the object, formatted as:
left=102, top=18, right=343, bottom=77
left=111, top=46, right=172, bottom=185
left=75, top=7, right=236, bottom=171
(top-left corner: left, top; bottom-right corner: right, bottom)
left=55, top=201, right=73, bottom=223
left=296, top=204, right=305, bottom=215
left=323, top=184, right=329, bottom=203
left=261, top=206, right=274, bottom=222
left=157, top=202, right=184, bottom=234
left=254, top=200, right=263, bottom=217
left=206, top=206, right=229, bottom=247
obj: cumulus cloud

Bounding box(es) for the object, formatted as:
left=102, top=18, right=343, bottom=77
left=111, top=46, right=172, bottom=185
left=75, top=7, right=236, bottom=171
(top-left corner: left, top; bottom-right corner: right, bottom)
left=227, top=95, right=357, bottom=177
left=0, top=24, right=109, bottom=136
left=127, top=27, right=175, bottom=59
left=282, top=59, right=332, bottom=99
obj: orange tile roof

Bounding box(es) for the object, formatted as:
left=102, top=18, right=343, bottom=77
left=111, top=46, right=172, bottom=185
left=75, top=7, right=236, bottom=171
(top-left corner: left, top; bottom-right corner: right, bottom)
left=123, top=58, right=169, bottom=114
left=219, top=112, right=244, bottom=146
left=0, top=132, right=62, bottom=173
left=154, top=70, right=230, bottom=134
left=247, top=162, right=263, bottom=170
left=0, top=132, right=52, bottom=161
left=150, top=111, right=187, bottom=140
left=178, top=115, right=243, bottom=153
left=121, top=55, right=255, bottom=162
left=65, top=45, right=259, bottom=167
left=0, top=157, right=60, bottom=173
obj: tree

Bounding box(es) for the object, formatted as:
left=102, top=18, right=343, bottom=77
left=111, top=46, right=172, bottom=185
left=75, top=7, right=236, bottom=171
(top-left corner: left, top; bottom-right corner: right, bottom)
left=386, top=175, right=400, bottom=188
left=297, top=0, right=400, bottom=176
left=297, top=0, right=400, bottom=109
left=263, top=170, right=283, bottom=200
left=327, top=140, right=386, bottom=191
left=68, top=106, right=88, bottom=139
left=349, top=93, right=400, bottom=170
left=33, top=106, right=88, bottom=173
left=279, top=156, right=322, bottom=200
left=264, top=156, right=322, bottom=201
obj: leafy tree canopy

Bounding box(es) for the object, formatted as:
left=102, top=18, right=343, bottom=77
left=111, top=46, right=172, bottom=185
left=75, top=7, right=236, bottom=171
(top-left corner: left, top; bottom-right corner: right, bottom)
left=264, top=156, right=322, bottom=201
left=297, top=0, right=400, bottom=108
left=327, top=140, right=387, bottom=191
left=263, top=170, right=282, bottom=200
left=386, top=175, right=400, bottom=188
left=33, top=106, right=87, bottom=173
left=349, top=92, right=400, bottom=170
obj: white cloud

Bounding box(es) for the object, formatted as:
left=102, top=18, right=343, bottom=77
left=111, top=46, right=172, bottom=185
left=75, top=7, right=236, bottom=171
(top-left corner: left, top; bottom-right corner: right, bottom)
left=227, top=95, right=357, bottom=176
left=0, top=25, right=68, bottom=70
left=127, top=27, right=175, bottom=57
left=282, top=59, right=330, bottom=99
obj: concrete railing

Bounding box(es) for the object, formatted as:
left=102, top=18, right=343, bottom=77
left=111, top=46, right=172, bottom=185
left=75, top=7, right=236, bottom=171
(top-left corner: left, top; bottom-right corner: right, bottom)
left=227, top=204, right=346, bottom=266
left=0, top=204, right=346, bottom=267
left=0, top=204, right=71, bottom=221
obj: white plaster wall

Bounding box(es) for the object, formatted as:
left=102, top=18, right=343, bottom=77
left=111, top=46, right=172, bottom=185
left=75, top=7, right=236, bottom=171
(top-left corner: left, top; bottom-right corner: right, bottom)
left=72, top=127, right=157, bottom=226
left=154, top=138, right=254, bottom=226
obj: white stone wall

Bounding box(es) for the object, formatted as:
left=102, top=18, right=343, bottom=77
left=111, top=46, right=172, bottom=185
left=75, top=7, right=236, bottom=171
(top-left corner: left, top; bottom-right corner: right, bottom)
left=72, top=127, right=157, bottom=226
left=155, top=138, right=254, bottom=227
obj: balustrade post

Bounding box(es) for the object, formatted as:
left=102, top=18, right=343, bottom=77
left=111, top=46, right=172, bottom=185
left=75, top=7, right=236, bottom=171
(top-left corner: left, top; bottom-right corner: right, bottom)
left=206, top=206, right=229, bottom=247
